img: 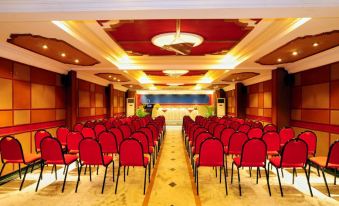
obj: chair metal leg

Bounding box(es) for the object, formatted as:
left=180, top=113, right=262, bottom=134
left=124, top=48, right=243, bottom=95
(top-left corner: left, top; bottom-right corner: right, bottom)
left=123, top=166, right=126, bottom=182
left=249, top=167, right=252, bottom=177
left=35, top=162, right=45, bottom=192
left=321, top=168, right=331, bottom=197
left=225, top=154, right=228, bottom=177
left=51, top=164, right=55, bottom=174
left=256, top=167, right=259, bottom=184
left=97, top=165, right=99, bottom=175
left=292, top=168, right=295, bottom=184
left=19, top=164, right=29, bottom=191
left=75, top=165, right=82, bottom=193
left=317, top=166, right=320, bottom=177
left=101, top=166, right=108, bottom=194
left=0, top=163, right=6, bottom=177
left=303, top=167, right=313, bottom=197
left=308, top=163, right=311, bottom=180
left=115, top=165, right=121, bottom=194
left=63, top=166, right=66, bottom=175
left=196, top=167, right=199, bottom=195
left=264, top=167, right=271, bottom=196
left=18, top=164, right=21, bottom=179
left=127, top=166, right=129, bottom=176
left=334, top=169, right=337, bottom=185
left=220, top=167, right=222, bottom=183
left=112, top=161, right=115, bottom=182
left=237, top=166, right=241, bottom=196
left=61, top=165, right=69, bottom=193
left=84, top=165, right=87, bottom=175
left=223, top=166, right=228, bottom=195
left=231, top=162, right=234, bottom=184
left=281, top=168, right=284, bottom=178
left=215, top=166, right=217, bottom=178
left=54, top=164, right=57, bottom=180
left=31, top=163, right=35, bottom=173
left=89, top=165, right=92, bottom=181
left=143, top=166, right=147, bottom=195
left=148, top=163, right=151, bottom=183
left=276, top=167, right=283, bottom=197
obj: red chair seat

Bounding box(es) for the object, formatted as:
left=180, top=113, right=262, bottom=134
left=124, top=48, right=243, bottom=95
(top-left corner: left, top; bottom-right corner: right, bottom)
left=233, top=157, right=265, bottom=167
left=270, top=156, right=304, bottom=168
left=309, top=156, right=339, bottom=169
left=224, top=146, right=228, bottom=153
left=45, top=154, right=77, bottom=165
left=4, top=153, right=40, bottom=164
left=267, top=151, right=279, bottom=156
left=103, top=156, right=113, bottom=166
left=195, top=157, right=223, bottom=167
left=69, top=149, right=79, bottom=154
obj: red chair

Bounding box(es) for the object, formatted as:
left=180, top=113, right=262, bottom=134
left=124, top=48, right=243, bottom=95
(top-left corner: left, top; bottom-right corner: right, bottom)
left=76, top=138, right=113, bottom=193
left=191, top=132, right=213, bottom=169
left=308, top=140, right=339, bottom=197
left=220, top=128, right=235, bottom=152
left=263, top=124, right=277, bottom=133
left=262, top=131, right=280, bottom=156
left=56, top=127, right=69, bottom=146
left=132, top=120, right=142, bottom=131
left=131, top=131, right=154, bottom=166
left=279, top=127, right=295, bottom=147
left=298, top=131, right=317, bottom=157
left=213, top=124, right=226, bottom=139
left=110, top=128, right=124, bottom=149
left=36, top=137, right=78, bottom=192
left=195, top=138, right=228, bottom=195
left=268, top=139, right=313, bottom=197
left=81, top=127, right=96, bottom=139
left=140, top=127, right=158, bottom=155
left=66, top=132, right=84, bottom=154
left=120, top=124, right=132, bottom=138
left=229, top=121, right=241, bottom=131
left=248, top=127, right=263, bottom=139
left=74, top=123, right=84, bottom=132
left=94, top=124, right=106, bottom=137
left=0, top=136, right=40, bottom=190
left=238, top=124, right=250, bottom=133
left=231, top=139, right=271, bottom=196
left=208, top=122, right=218, bottom=134
left=251, top=121, right=263, bottom=129
left=34, top=130, right=52, bottom=153
left=224, top=132, right=248, bottom=175
left=115, top=138, right=150, bottom=194
left=98, top=131, right=118, bottom=156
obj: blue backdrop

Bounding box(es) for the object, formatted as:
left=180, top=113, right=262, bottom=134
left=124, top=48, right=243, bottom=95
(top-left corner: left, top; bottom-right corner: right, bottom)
left=140, top=94, right=210, bottom=104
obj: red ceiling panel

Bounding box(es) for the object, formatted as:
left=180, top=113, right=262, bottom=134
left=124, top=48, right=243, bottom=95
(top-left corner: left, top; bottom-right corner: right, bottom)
left=99, top=19, right=259, bottom=56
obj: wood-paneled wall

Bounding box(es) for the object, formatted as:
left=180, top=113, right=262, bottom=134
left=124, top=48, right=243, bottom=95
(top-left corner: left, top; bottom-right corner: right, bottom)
left=291, top=61, right=339, bottom=155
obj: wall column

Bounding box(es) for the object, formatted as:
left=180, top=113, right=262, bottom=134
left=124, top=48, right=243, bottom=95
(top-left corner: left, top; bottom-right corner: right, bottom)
left=272, top=67, right=291, bottom=129
left=234, top=82, right=246, bottom=118
left=65, top=70, right=77, bottom=129
left=106, top=84, right=114, bottom=118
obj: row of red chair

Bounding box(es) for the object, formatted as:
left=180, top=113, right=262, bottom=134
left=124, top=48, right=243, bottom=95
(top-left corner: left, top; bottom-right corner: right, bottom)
left=0, top=115, right=166, bottom=194
left=182, top=115, right=339, bottom=197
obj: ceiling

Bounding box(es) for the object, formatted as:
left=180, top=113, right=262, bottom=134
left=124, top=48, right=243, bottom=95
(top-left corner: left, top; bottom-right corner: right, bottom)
left=0, top=1, right=339, bottom=92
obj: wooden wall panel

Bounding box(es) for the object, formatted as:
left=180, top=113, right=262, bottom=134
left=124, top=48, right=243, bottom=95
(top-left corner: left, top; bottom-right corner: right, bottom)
left=13, top=80, right=30, bottom=109
left=0, top=110, right=13, bottom=127
left=302, top=83, right=329, bottom=108
left=31, top=84, right=56, bottom=108
left=14, top=110, right=30, bottom=125
left=0, top=58, right=13, bottom=79
left=13, top=63, right=30, bottom=81
left=0, top=78, right=12, bottom=109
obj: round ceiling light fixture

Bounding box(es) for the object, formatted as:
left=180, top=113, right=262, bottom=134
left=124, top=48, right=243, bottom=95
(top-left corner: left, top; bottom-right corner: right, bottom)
left=151, top=32, right=204, bottom=48
left=163, top=70, right=189, bottom=77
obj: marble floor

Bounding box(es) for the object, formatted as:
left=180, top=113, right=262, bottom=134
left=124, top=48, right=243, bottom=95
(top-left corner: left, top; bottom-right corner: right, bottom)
left=0, top=126, right=338, bottom=206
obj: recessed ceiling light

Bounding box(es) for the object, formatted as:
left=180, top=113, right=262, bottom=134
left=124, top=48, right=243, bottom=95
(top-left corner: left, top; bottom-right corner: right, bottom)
left=117, top=79, right=120, bottom=82
left=129, top=85, right=133, bottom=88
left=292, top=51, right=298, bottom=56
left=61, top=53, right=66, bottom=57
left=313, top=42, right=319, bottom=47
left=123, top=70, right=128, bottom=73
left=113, top=77, right=116, bottom=80
left=277, top=58, right=282, bottom=62
left=108, top=75, right=112, bottom=78
left=42, top=45, right=48, bottom=49
left=74, top=59, right=79, bottom=63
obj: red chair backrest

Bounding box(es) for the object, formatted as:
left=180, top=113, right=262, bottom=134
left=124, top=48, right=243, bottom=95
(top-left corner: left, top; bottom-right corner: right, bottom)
left=251, top=121, right=263, bottom=129
left=40, top=137, right=64, bottom=163
left=95, top=124, right=106, bottom=137
left=192, top=127, right=206, bottom=142
left=147, top=124, right=159, bottom=141
left=0, top=136, right=24, bottom=162
left=262, top=131, right=280, bottom=153
left=213, top=124, right=226, bottom=139
left=238, top=124, right=250, bottom=133
left=230, top=121, right=241, bottom=131
left=298, top=131, right=317, bottom=156
left=279, top=127, right=295, bottom=145
left=98, top=131, right=118, bottom=154
left=240, top=139, right=267, bottom=166
left=208, top=122, right=218, bottom=134
left=194, top=132, right=213, bottom=155
left=131, top=131, right=150, bottom=154
left=228, top=132, right=249, bottom=154
left=81, top=127, right=96, bottom=139
left=327, top=140, right=339, bottom=166
left=248, top=128, right=263, bottom=139
left=35, top=130, right=52, bottom=152
left=263, top=124, right=277, bottom=133
left=132, top=120, right=142, bottom=131
left=139, top=127, right=155, bottom=147
left=220, top=128, right=235, bottom=147
left=56, top=127, right=69, bottom=145
left=66, top=132, right=83, bottom=152
left=74, top=123, right=84, bottom=132
left=280, top=139, right=308, bottom=167
left=120, top=125, right=132, bottom=138
left=79, top=138, right=103, bottom=165
left=110, top=128, right=123, bottom=148
left=198, top=138, right=224, bottom=166
left=119, top=138, right=146, bottom=166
